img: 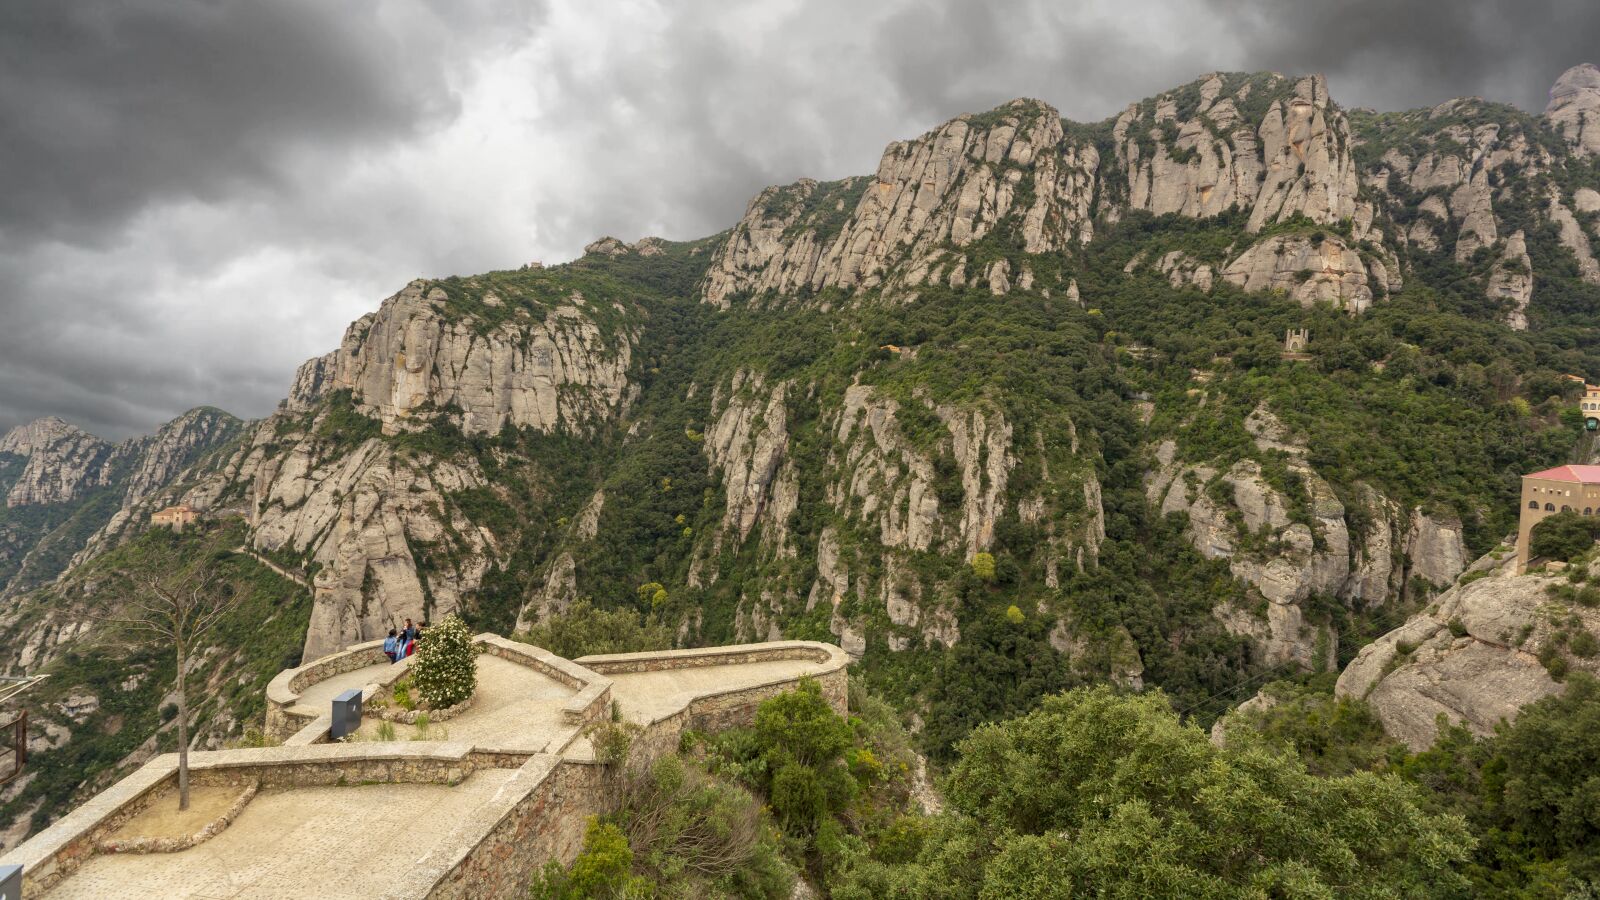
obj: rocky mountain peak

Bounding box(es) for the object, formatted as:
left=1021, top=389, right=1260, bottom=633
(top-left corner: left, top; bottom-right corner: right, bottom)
left=0, top=417, right=114, bottom=507
left=700, top=95, right=1094, bottom=307
left=1545, top=62, right=1600, bottom=156
left=0, top=416, right=90, bottom=457
left=119, top=407, right=242, bottom=506
left=306, top=276, right=637, bottom=437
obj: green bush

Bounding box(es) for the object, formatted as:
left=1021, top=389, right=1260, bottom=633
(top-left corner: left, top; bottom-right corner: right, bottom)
left=1571, top=630, right=1600, bottom=658
left=516, top=599, right=674, bottom=659
left=837, top=686, right=1474, bottom=898
left=410, top=615, right=476, bottom=709
left=771, top=763, right=829, bottom=833
left=529, top=817, right=649, bottom=899
left=1530, top=511, right=1600, bottom=564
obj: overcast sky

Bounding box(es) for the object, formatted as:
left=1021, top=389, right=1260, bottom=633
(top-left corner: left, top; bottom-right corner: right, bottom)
left=3, top=0, right=1596, bottom=440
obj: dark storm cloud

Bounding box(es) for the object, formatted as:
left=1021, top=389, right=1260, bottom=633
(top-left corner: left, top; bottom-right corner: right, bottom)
left=1202, top=0, right=1600, bottom=112
left=0, top=0, right=542, bottom=438
left=0, top=0, right=476, bottom=245
left=0, top=0, right=1590, bottom=441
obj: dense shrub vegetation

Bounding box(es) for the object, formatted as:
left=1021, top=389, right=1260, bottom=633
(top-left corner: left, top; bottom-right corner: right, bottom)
left=1529, top=511, right=1600, bottom=564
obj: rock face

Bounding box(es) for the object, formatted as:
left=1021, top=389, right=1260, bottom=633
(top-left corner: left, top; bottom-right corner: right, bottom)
left=1546, top=63, right=1600, bottom=157
left=1547, top=189, right=1600, bottom=286
left=1220, top=234, right=1376, bottom=312
left=119, top=408, right=242, bottom=507
left=701, top=99, right=1097, bottom=307
left=1145, top=401, right=1471, bottom=667
left=705, top=371, right=796, bottom=544
left=245, top=426, right=493, bottom=660
left=1362, top=91, right=1600, bottom=318
left=1488, top=231, right=1534, bottom=330
left=1112, top=73, right=1366, bottom=234
left=0, top=417, right=117, bottom=507
left=1336, top=556, right=1596, bottom=749
left=1404, top=509, right=1469, bottom=588
left=1148, top=444, right=1344, bottom=667
left=703, top=72, right=1418, bottom=319
left=325, top=280, right=635, bottom=436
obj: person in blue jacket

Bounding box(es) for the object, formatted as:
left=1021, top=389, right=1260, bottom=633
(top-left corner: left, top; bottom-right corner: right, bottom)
left=383, top=629, right=400, bottom=663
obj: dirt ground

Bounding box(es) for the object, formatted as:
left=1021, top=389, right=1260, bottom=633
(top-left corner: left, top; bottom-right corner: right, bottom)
left=106, top=784, right=247, bottom=842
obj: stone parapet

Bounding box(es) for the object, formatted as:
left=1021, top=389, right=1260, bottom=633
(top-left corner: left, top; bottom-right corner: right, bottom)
left=576, top=639, right=844, bottom=676
left=264, top=638, right=393, bottom=740
left=4, top=637, right=849, bottom=899
left=474, top=633, right=613, bottom=727
left=577, top=640, right=849, bottom=768
left=0, top=742, right=491, bottom=894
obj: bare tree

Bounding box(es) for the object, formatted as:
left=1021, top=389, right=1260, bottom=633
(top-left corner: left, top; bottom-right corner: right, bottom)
left=99, top=568, right=240, bottom=810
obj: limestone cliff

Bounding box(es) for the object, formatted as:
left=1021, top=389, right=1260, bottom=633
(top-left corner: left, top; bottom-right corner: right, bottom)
left=1545, top=63, right=1600, bottom=157
left=323, top=280, right=637, bottom=436
left=0, top=417, right=118, bottom=507
left=1108, top=73, right=1368, bottom=235
left=1145, top=404, right=1468, bottom=668
left=1219, top=233, right=1378, bottom=312
left=0, top=409, right=242, bottom=600
left=702, top=99, right=1097, bottom=306
left=246, top=427, right=492, bottom=660
left=1359, top=91, right=1600, bottom=329
left=1336, top=551, right=1597, bottom=750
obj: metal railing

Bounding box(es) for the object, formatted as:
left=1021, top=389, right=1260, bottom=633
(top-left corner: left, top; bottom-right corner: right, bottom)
left=0, top=674, right=45, bottom=787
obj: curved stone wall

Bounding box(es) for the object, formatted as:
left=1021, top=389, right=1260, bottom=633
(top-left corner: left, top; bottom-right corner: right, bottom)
left=6, top=637, right=849, bottom=899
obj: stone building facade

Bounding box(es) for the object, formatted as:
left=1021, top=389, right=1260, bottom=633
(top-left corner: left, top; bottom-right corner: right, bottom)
left=1517, top=464, right=1600, bottom=571
left=149, top=504, right=199, bottom=532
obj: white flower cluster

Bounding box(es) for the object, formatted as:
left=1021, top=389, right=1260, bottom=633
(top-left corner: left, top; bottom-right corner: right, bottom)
left=411, top=615, right=477, bottom=708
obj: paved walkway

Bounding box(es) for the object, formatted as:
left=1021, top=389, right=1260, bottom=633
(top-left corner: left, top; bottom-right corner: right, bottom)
left=43, top=770, right=518, bottom=899
left=607, top=657, right=830, bottom=723
left=292, top=659, right=402, bottom=718
left=356, top=655, right=576, bottom=751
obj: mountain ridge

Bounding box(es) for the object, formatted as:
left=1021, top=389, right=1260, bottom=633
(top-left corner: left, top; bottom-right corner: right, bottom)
left=6, top=62, right=1600, bottom=852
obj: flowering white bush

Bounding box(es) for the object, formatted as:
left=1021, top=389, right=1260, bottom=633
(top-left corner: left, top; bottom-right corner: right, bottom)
left=411, top=615, right=477, bottom=709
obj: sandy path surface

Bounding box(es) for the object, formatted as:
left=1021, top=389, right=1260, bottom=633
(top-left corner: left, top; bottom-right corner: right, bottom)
left=105, top=785, right=245, bottom=842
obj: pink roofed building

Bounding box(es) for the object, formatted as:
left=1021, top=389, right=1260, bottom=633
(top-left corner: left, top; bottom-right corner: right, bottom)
left=1517, top=464, right=1600, bottom=571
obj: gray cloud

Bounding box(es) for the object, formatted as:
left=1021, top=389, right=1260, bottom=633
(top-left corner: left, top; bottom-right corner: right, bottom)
left=0, top=0, right=1590, bottom=440
left=1202, top=0, right=1600, bottom=112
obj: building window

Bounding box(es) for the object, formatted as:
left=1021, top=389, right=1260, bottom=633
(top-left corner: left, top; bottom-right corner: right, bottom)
left=1531, top=500, right=1541, bottom=509
left=1547, top=503, right=1557, bottom=511
left=1563, top=505, right=1573, bottom=513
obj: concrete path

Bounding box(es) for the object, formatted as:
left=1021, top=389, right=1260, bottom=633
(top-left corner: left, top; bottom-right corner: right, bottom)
left=292, top=659, right=403, bottom=718
left=607, top=657, right=830, bottom=723
left=43, top=770, right=518, bottom=899
left=356, top=655, right=577, bottom=752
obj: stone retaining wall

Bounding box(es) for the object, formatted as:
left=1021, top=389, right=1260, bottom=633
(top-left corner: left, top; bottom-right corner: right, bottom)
left=264, top=638, right=391, bottom=740
left=579, top=640, right=849, bottom=760
left=266, top=634, right=615, bottom=742
left=5, top=638, right=847, bottom=898
left=413, top=756, right=608, bottom=899
left=96, top=781, right=258, bottom=855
